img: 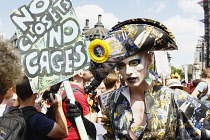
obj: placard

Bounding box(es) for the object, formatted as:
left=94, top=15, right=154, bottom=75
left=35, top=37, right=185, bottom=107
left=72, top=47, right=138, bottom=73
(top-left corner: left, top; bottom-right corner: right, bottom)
left=154, top=51, right=171, bottom=79
left=10, top=0, right=89, bottom=92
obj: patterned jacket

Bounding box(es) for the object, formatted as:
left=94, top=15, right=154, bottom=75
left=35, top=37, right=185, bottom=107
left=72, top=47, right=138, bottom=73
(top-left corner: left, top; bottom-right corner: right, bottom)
left=100, top=85, right=210, bottom=140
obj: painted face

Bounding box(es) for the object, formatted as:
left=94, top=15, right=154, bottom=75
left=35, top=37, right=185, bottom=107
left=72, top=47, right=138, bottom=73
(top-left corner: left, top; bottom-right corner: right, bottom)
left=117, top=53, right=149, bottom=87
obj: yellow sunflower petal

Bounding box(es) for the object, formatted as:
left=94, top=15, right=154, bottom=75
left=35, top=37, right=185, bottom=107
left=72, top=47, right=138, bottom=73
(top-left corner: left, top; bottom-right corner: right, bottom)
left=88, top=39, right=110, bottom=63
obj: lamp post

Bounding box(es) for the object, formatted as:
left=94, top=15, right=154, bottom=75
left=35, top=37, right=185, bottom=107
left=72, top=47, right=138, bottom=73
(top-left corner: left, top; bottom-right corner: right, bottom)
left=153, top=52, right=156, bottom=72
left=202, top=42, right=204, bottom=71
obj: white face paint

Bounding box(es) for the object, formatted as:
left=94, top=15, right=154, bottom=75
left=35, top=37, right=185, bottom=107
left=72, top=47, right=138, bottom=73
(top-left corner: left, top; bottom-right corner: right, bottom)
left=117, top=53, right=149, bottom=87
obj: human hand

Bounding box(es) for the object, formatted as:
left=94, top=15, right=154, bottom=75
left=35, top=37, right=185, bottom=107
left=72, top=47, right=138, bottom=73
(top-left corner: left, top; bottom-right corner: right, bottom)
left=65, top=99, right=83, bottom=125
left=65, top=99, right=96, bottom=138
left=48, top=93, right=62, bottom=108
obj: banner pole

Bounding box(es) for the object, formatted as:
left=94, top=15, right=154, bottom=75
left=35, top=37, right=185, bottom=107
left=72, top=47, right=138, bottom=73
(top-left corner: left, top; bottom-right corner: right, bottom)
left=63, top=80, right=89, bottom=140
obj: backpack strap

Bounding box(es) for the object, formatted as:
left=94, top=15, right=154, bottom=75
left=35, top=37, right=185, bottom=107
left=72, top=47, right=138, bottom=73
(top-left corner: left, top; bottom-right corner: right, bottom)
left=20, top=106, right=39, bottom=121
left=5, top=106, right=19, bottom=113
left=4, top=105, right=23, bottom=115
left=20, top=106, right=38, bottom=140
left=62, top=87, right=84, bottom=101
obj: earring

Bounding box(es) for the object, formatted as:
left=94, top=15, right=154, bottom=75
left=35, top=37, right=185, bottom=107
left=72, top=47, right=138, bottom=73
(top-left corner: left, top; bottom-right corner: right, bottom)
left=144, top=72, right=153, bottom=86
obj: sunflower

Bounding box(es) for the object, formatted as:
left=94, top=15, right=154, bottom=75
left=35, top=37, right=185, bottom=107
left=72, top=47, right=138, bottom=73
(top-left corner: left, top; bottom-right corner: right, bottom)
left=88, top=39, right=110, bottom=63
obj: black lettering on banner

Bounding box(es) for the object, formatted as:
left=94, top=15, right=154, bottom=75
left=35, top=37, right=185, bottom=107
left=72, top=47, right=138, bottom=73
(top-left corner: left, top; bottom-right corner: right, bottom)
left=51, top=50, right=64, bottom=74
left=47, top=18, right=80, bottom=48
left=48, top=25, right=63, bottom=48
left=29, top=0, right=51, bottom=15
left=53, top=0, right=72, bottom=15
left=63, top=19, right=79, bottom=45
left=40, top=14, right=53, bottom=30
left=23, top=42, right=88, bottom=78
left=39, top=49, right=51, bottom=76
left=33, top=21, right=47, bottom=35
left=24, top=51, right=39, bottom=77
left=11, top=0, right=86, bottom=78
left=10, top=6, right=35, bottom=33
left=10, top=0, right=72, bottom=52
left=73, top=41, right=88, bottom=70
left=18, top=34, right=36, bottom=52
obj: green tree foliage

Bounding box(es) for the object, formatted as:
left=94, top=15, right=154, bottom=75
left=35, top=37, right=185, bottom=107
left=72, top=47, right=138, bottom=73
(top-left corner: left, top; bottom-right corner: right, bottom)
left=167, top=66, right=185, bottom=79
left=171, top=65, right=194, bottom=80
left=150, top=63, right=193, bottom=80
left=149, top=64, right=155, bottom=73
left=187, top=64, right=193, bottom=75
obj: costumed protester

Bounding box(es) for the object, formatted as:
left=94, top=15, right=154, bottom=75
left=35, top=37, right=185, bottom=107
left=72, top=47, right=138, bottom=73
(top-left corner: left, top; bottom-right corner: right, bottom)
left=85, top=18, right=210, bottom=139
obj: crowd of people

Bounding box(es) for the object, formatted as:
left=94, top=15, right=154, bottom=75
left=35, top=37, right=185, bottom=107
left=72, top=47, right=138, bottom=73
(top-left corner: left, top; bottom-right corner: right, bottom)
left=0, top=17, right=210, bottom=140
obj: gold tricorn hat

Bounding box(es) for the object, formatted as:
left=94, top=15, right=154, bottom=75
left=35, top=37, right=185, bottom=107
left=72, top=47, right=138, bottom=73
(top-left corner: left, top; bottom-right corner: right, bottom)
left=88, top=18, right=178, bottom=81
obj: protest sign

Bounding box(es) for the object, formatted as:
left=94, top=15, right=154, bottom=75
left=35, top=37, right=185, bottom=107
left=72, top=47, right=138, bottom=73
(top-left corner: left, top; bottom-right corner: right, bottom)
left=154, top=51, right=171, bottom=78
left=10, top=0, right=89, bottom=93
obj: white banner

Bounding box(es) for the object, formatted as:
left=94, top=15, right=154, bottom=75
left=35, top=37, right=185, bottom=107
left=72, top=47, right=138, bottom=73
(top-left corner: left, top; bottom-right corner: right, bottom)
left=10, top=0, right=89, bottom=93
left=154, top=51, right=171, bottom=78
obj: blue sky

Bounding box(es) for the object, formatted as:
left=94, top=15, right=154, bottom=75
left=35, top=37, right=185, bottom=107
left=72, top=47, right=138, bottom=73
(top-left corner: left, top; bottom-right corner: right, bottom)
left=0, top=0, right=204, bottom=68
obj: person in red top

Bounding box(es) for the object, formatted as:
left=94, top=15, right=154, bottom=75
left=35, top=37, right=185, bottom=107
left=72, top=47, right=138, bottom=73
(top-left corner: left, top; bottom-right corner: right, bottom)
left=61, top=70, right=94, bottom=140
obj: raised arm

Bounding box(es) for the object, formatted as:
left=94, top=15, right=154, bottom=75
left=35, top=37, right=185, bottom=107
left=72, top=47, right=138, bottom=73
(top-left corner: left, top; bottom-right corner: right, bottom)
left=47, top=93, right=68, bottom=138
